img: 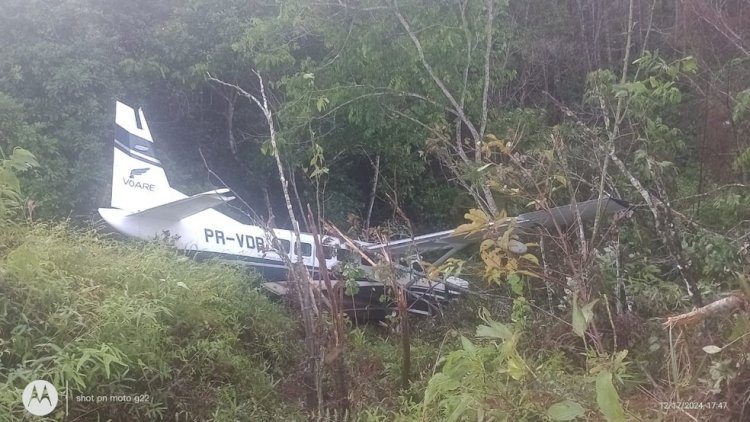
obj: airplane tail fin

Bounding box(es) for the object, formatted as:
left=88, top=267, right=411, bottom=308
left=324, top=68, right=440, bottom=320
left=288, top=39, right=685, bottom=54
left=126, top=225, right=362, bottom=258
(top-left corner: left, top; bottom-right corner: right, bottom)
left=111, top=101, right=181, bottom=212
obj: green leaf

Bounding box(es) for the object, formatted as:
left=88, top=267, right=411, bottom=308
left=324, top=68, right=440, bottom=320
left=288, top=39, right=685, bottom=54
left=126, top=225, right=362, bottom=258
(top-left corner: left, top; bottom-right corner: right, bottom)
left=101, top=349, right=124, bottom=379
left=733, top=89, right=750, bottom=123
left=547, top=400, right=586, bottom=421
left=679, top=56, right=697, bottom=73
left=476, top=320, right=512, bottom=341
left=596, top=371, right=626, bottom=422
left=553, top=174, right=568, bottom=187
left=573, top=297, right=599, bottom=338
left=459, top=335, right=476, bottom=354
left=520, top=253, right=539, bottom=265
left=581, top=300, right=598, bottom=324
left=316, top=96, right=329, bottom=112
left=477, top=163, right=493, bottom=172
left=445, top=396, right=469, bottom=422
left=0, top=170, right=21, bottom=192
left=424, top=373, right=460, bottom=405
left=506, top=353, right=526, bottom=380
left=9, top=147, right=39, bottom=170
left=260, top=140, right=272, bottom=156
left=572, top=297, right=585, bottom=338
left=613, top=349, right=629, bottom=367
left=507, top=273, right=524, bottom=296
left=76, top=349, right=93, bottom=372
left=614, top=89, right=629, bottom=98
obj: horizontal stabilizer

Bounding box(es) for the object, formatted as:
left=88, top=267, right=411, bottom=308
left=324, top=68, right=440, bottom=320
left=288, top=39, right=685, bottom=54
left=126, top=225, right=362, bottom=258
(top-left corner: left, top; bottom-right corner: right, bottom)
left=128, top=188, right=235, bottom=220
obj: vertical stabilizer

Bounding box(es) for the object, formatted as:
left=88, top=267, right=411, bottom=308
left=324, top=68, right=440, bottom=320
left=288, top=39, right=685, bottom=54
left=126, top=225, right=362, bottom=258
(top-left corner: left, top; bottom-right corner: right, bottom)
left=111, top=101, right=181, bottom=212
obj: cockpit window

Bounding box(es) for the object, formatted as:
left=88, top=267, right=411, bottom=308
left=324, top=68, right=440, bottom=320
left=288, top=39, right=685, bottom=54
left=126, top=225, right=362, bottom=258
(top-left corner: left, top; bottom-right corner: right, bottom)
left=278, top=239, right=313, bottom=257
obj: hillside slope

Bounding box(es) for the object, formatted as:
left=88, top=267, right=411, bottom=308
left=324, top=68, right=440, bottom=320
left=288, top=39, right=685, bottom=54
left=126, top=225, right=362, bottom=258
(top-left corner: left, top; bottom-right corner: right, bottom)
left=0, top=223, right=303, bottom=421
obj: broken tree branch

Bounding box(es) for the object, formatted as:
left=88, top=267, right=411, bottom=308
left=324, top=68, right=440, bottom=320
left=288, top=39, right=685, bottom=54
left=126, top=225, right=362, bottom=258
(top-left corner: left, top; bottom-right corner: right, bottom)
left=663, top=291, right=748, bottom=329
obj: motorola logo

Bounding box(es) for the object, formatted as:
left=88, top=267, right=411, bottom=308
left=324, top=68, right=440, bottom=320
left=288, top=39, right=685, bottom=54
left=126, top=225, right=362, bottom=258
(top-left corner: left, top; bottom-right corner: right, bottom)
left=22, top=380, right=58, bottom=416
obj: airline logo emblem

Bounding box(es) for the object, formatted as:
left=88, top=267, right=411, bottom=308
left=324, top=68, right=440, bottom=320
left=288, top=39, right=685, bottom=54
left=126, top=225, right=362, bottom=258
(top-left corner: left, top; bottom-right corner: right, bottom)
left=22, top=380, right=58, bottom=416
left=129, top=168, right=150, bottom=179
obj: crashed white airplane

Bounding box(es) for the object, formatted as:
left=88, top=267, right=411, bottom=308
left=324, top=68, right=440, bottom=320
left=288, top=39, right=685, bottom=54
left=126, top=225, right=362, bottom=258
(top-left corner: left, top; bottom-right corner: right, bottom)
left=99, top=102, right=628, bottom=317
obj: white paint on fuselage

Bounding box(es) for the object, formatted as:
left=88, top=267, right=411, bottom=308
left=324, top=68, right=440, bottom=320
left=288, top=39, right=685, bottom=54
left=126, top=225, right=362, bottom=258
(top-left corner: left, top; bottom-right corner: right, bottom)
left=99, top=207, right=338, bottom=270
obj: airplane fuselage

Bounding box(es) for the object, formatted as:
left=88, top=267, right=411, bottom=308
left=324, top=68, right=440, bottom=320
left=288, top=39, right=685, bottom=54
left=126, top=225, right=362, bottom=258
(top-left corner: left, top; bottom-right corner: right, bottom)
left=99, top=101, right=478, bottom=317
left=99, top=207, right=338, bottom=280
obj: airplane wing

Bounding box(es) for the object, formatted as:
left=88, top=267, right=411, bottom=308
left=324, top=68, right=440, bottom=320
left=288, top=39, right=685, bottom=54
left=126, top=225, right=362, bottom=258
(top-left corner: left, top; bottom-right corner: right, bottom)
left=128, top=188, right=236, bottom=220
left=365, top=196, right=629, bottom=261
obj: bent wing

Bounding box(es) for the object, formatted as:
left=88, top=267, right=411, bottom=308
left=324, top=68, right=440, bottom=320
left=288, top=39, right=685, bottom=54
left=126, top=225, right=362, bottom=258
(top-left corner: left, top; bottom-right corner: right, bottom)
left=366, top=196, right=629, bottom=259
left=128, top=188, right=236, bottom=220
left=365, top=228, right=485, bottom=257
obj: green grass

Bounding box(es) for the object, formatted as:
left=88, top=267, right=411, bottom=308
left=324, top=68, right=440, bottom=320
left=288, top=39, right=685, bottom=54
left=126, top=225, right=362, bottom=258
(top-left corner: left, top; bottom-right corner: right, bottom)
left=0, top=223, right=303, bottom=421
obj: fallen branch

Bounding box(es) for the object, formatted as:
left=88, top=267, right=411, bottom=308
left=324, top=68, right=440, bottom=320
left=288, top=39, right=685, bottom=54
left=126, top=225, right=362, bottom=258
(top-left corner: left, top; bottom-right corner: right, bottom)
left=663, top=291, right=748, bottom=329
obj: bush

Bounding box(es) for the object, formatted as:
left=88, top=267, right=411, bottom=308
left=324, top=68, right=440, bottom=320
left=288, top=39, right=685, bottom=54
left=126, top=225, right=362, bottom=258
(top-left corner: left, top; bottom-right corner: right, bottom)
left=0, top=223, right=303, bottom=420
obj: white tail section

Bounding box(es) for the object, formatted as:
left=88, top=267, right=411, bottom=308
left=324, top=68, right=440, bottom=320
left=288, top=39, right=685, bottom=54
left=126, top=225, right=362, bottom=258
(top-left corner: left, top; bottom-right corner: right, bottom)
left=111, top=101, right=184, bottom=212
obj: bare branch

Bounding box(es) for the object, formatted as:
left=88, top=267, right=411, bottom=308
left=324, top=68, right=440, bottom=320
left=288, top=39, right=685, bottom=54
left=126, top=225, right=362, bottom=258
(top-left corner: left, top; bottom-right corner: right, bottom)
left=684, top=0, right=749, bottom=57
left=364, top=154, right=380, bottom=234
left=392, top=0, right=482, bottom=145
left=673, top=183, right=750, bottom=203
left=458, top=0, right=473, bottom=109
left=592, top=0, right=634, bottom=241
left=478, top=0, right=494, bottom=144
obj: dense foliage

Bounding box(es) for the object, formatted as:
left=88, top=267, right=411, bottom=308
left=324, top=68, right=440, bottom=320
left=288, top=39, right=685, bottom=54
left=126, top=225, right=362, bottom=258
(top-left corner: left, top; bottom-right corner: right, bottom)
left=0, top=224, right=302, bottom=420
left=1, top=0, right=749, bottom=420
left=0, top=0, right=747, bottom=228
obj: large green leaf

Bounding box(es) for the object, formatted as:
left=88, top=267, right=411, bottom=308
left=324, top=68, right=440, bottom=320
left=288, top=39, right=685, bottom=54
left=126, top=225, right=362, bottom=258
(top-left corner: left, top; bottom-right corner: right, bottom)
left=459, top=335, right=476, bottom=353
left=572, top=297, right=598, bottom=338
left=547, top=400, right=586, bottom=421
left=9, top=147, right=39, bottom=170
left=596, top=371, right=626, bottom=422
left=476, top=320, right=513, bottom=341
left=476, top=307, right=513, bottom=340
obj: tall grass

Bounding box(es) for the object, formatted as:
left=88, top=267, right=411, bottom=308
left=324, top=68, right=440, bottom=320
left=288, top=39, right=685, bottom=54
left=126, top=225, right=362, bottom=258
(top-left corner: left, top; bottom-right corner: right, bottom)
left=0, top=223, right=303, bottom=421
